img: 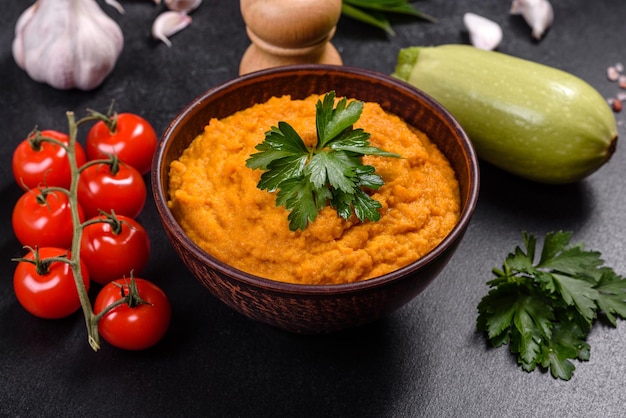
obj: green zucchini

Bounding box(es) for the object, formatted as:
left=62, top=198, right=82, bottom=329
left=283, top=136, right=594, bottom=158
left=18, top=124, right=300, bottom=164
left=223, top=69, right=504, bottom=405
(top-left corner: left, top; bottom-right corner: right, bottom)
left=393, top=44, right=618, bottom=184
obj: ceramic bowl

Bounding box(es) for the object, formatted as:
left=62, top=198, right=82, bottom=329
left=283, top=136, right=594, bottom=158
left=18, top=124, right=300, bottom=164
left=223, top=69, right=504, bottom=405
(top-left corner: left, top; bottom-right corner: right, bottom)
left=152, top=64, right=479, bottom=333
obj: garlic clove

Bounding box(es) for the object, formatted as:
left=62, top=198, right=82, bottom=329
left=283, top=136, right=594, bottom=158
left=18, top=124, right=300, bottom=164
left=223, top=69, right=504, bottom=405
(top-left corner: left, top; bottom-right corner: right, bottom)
left=12, top=0, right=124, bottom=91
left=152, top=11, right=192, bottom=47
left=164, top=0, right=202, bottom=13
left=464, top=13, right=503, bottom=51
left=104, top=0, right=125, bottom=14
left=510, top=0, right=554, bottom=40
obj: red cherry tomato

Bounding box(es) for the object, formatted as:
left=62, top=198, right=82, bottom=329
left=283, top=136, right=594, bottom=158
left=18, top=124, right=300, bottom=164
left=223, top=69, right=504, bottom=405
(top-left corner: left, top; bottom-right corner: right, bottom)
left=86, top=113, right=158, bottom=175
left=94, top=278, right=171, bottom=350
left=80, top=215, right=151, bottom=285
left=12, top=130, right=87, bottom=191
left=14, top=247, right=90, bottom=319
left=77, top=162, right=147, bottom=219
left=12, top=189, right=85, bottom=249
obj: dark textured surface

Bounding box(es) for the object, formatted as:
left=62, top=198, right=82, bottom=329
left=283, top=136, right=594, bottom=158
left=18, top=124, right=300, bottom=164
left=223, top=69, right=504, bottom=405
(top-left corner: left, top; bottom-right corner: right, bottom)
left=1, top=1, right=625, bottom=417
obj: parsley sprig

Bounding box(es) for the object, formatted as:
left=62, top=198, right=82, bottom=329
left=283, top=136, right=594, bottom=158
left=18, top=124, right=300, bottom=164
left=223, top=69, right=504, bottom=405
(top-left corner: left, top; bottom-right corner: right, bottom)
left=341, top=0, right=437, bottom=36
left=246, top=91, right=400, bottom=231
left=477, top=231, right=626, bottom=380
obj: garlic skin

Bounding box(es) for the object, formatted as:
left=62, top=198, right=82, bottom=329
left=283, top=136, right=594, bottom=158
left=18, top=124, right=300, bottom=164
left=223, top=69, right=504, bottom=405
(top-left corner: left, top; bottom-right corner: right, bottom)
left=463, top=13, right=503, bottom=51
left=164, top=0, right=202, bottom=13
left=152, top=11, right=192, bottom=47
left=12, top=0, right=124, bottom=91
left=511, top=0, right=554, bottom=40
left=11, top=3, right=37, bottom=69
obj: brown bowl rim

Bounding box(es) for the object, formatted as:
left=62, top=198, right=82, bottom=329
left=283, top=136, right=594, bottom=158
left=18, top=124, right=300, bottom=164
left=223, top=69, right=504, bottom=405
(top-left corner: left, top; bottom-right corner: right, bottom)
left=152, top=64, right=479, bottom=296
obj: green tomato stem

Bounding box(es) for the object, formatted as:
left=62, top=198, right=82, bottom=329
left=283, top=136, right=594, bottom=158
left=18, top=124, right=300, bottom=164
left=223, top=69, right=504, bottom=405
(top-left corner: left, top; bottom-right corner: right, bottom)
left=92, top=275, right=150, bottom=322
left=10, top=252, right=72, bottom=276
left=29, top=131, right=69, bottom=152
left=65, top=111, right=102, bottom=352
left=93, top=296, right=128, bottom=323
left=86, top=100, right=119, bottom=134
left=77, top=154, right=120, bottom=175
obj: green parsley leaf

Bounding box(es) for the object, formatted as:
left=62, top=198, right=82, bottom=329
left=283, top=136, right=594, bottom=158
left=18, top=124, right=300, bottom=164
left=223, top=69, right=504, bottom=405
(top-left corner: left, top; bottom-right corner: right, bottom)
left=551, top=273, right=599, bottom=323
left=275, top=177, right=319, bottom=232
left=477, top=231, right=626, bottom=380
left=539, top=320, right=590, bottom=380
left=341, top=0, right=437, bottom=36
left=316, top=93, right=362, bottom=147
left=595, top=268, right=626, bottom=326
left=246, top=91, right=400, bottom=231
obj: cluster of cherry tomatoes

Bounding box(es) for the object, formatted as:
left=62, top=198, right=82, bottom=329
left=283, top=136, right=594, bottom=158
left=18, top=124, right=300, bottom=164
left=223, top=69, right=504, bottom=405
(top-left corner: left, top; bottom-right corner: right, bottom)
left=11, top=111, right=171, bottom=351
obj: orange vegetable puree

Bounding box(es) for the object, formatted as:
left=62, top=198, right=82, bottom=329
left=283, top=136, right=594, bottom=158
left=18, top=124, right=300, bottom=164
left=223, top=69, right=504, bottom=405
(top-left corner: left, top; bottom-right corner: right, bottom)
left=168, top=94, right=460, bottom=285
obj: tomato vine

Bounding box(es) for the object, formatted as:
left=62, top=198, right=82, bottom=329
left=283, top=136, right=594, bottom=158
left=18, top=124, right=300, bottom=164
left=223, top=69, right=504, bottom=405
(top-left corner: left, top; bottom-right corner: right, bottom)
left=12, top=108, right=168, bottom=351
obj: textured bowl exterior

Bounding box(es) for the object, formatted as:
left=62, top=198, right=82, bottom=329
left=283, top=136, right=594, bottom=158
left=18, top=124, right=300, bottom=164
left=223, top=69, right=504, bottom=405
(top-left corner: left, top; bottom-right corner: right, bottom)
left=152, top=65, right=479, bottom=333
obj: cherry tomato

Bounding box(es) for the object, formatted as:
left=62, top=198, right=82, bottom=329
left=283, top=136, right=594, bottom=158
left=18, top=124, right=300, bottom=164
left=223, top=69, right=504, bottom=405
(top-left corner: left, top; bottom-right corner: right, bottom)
left=94, top=278, right=171, bottom=350
left=77, top=161, right=147, bottom=219
left=86, top=113, right=158, bottom=175
left=12, top=130, right=87, bottom=191
left=12, top=189, right=85, bottom=249
left=80, top=215, right=151, bottom=285
left=14, top=247, right=90, bottom=319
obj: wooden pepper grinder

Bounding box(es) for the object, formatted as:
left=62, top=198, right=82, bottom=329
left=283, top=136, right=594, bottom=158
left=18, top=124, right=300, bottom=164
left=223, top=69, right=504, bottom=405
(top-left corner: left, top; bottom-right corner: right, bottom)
left=239, top=0, right=343, bottom=75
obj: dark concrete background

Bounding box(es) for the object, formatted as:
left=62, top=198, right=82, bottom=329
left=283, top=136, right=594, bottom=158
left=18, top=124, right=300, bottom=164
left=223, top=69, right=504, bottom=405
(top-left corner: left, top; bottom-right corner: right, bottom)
left=1, top=1, right=625, bottom=416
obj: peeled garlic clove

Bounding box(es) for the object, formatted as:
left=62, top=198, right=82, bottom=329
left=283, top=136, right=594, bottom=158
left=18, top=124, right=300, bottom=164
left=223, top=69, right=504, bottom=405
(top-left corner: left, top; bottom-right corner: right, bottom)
left=464, top=13, right=503, bottom=51
left=104, top=0, right=125, bottom=14
left=152, top=11, right=192, bottom=47
left=510, top=0, right=554, bottom=40
left=12, top=0, right=124, bottom=91
left=164, top=0, right=202, bottom=13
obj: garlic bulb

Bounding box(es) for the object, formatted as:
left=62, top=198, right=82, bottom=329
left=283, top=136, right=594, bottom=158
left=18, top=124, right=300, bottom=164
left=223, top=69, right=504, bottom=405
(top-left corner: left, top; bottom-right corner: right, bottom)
left=510, top=0, right=554, bottom=40
left=463, top=13, right=503, bottom=51
left=12, top=0, right=124, bottom=91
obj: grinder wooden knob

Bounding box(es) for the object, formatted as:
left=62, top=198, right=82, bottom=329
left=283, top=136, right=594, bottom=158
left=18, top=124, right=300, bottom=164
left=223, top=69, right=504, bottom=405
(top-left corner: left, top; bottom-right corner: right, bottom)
left=239, top=0, right=343, bottom=75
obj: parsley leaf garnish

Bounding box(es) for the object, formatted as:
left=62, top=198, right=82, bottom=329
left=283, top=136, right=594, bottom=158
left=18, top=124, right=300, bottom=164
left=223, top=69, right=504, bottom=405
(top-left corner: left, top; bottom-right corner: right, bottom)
left=477, top=231, right=626, bottom=380
left=246, top=91, right=400, bottom=231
